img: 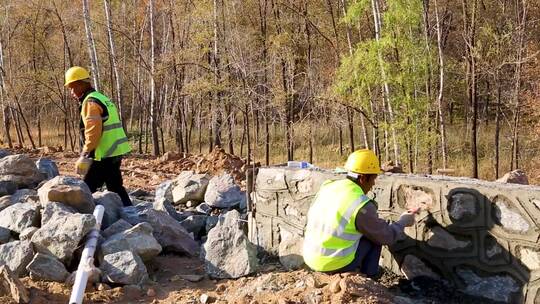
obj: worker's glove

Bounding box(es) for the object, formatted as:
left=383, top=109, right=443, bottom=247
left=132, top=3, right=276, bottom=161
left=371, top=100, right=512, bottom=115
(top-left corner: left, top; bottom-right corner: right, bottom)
left=396, top=211, right=416, bottom=227
left=75, top=156, right=93, bottom=176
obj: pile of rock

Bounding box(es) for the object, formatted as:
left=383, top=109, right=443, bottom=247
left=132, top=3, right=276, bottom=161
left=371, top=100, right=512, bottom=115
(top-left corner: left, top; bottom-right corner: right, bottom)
left=148, top=170, right=257, bottom=279
left=0, top=153, right=193, bottom=301
left=0, top=151, right=258, bottom=303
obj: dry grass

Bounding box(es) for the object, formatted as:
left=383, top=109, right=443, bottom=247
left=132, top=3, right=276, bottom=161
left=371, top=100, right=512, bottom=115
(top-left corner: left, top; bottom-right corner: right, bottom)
left=8, top=121, right=540, bottom=184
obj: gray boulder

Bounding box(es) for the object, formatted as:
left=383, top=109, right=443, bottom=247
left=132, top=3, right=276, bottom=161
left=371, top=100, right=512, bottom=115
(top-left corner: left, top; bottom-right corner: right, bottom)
left=153, top=180, right=183, bottom=221
left=0, top=227, right=10, bottom=244
left=180, top=215, right=208, bottom=238
left=0, top=190, right=40, bottom=213
left=31, top=212, right=95, bottom=264
left=38, top=176, right=95, bottom=214
left=496, top=169, right=529, bottom=185
left=203, top=210, right=258, bottom=278
left=0, top=241, right=34, bottom=277
left=0, top=150, right=10, bottom=159
left=93, top=191, right=123, bottom=229
left=0, top=196, right=13, bottom=212
left=35, top=158, right=59, bottom=180
left=0, top=181, right=16, bottom=197
left=204, top=174, right=246, bottom=208
left=206, top=216, right=219, bottom=233
left=129, top=188, right=150, bottom=198
left=121, top=203, right=199, bottom=256
left=19, top=227, right=38, bottom=241
left=102, top=222, right=161, bottom=261
left=172, top=171, right=210, bottom=204
left=102, top=219, right=133, bottom=239
left=26, top=253, right=69, bottom=282
left=40, top=201, right=76, bottom=226
left=11, top=189, right=39, bottom=205
left=0, top=154, right=44, bottom=188
left=0, top=203, right=39, bottom=233
left=196, top=202, right=213, bottom=215
left=100, top=251, right=148, bottom=285
left=100, top=237, right=131, bottom=259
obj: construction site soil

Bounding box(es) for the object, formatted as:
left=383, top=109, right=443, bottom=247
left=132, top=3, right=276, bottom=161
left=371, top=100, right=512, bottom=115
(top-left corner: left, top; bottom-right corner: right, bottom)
left=0, top=147, right=499, bottom=304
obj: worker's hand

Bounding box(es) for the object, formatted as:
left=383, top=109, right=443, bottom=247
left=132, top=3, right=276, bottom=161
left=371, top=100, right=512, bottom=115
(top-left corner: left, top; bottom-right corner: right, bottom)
left=397, top=211, right=416, bottom=227
left=75, top=156, right=93, bottom=176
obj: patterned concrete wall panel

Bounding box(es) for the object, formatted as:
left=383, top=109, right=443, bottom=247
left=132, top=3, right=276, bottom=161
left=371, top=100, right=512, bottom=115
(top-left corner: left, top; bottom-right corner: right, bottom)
left=479, top=232, right=512, bottom=266
left=393, top=182, right=441, bottom=215
left=283, top=169, right=340, bottom=202
left=487, top=194, right=539, bottom=243
left=251, top=190, right=278, bottom=216
left=255, top=168, right=289, bottom=191
left=249, top=214, right=280, bottom=255
left=250, top=168, right=540, bottom=303
left=440, top=186, right=487, bottom=229
left=417, top=224, right=478, bottom=258
left=371, top=176, right=393, bottom=211
left=276, top=191, right=312, bottom=228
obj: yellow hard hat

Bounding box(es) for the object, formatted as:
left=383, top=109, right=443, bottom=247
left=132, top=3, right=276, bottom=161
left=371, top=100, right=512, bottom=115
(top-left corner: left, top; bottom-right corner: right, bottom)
left=344, top=149, right=382, bottom=175
left=64, top=66, right=90, bottom=86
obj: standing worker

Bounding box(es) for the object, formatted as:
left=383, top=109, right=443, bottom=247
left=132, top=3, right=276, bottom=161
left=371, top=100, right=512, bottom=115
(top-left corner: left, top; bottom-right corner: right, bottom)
left=303, top=149, right=418, bottom=277
left=65, top=66, right=132, bottom=206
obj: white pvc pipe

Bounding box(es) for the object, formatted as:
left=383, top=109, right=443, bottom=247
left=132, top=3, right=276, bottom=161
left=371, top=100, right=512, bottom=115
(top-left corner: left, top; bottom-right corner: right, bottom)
left=69, top=205, right=105, bottom=304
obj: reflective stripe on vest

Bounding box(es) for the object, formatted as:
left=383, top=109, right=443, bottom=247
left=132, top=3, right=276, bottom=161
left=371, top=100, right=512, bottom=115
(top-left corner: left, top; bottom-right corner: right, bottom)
left=303, top=179, right=371, bottom=272
left=102, top=122, right=123, bottom=132
left=104, top=137, right=129, bottom=158
left=82, top=91, right=131, bottom=161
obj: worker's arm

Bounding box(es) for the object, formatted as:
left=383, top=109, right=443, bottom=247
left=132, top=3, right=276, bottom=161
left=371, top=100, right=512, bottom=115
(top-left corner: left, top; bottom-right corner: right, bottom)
left=355, top=201, right=404, bottom=246
left=81, top=99, right=104, bottom=155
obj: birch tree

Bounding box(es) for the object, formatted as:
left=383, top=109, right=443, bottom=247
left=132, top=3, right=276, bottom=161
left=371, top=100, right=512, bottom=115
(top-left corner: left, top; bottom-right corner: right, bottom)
left=82, top=0, right=100, bottom=90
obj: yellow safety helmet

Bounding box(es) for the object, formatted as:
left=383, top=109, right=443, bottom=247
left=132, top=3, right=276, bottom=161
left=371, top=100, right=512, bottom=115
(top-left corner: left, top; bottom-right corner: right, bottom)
left=64, top=66, right=90, bottom=86
left=344, top=149, right=382, bottom=175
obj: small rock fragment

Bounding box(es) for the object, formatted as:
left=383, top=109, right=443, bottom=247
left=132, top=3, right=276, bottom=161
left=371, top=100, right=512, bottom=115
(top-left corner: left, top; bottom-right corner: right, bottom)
left=26, top=253, right=69, bottom=282
left=330, top=277, right=341, bottom=293
left=0, top=265, right=29, bottom=304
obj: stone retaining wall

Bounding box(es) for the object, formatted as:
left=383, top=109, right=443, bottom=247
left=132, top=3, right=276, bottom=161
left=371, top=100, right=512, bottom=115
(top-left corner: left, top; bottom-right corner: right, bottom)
left=248, top=167, right=540, bottom=303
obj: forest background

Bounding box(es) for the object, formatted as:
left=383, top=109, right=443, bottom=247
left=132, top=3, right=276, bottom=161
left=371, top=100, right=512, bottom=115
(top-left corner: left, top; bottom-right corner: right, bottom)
left=0, top=0, right=539, bottom=182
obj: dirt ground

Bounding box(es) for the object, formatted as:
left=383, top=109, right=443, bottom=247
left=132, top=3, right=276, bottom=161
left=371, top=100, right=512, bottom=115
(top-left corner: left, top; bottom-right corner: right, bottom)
left=21, top=146, right=249, bottom=192
left=0, top=254, right=496, bottom=304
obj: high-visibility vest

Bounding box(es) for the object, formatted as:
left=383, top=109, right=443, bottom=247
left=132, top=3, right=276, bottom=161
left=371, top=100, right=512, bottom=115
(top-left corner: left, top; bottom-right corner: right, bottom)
left=81, top=91, right=131, bottom=161
left=303, top=178, right=371, bottom=272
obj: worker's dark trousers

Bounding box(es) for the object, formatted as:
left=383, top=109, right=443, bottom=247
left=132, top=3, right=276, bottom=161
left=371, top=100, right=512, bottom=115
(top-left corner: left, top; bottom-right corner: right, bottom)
left=326, top=237, right=382, bottom=277
left=84, top=156, right=132, bottom=206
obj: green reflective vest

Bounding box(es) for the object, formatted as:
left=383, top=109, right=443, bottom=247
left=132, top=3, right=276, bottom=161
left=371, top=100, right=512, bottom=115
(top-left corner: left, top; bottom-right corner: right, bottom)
left=303, top=178, right=371, bottom=272
left=81, top=91, right=131, bottom=161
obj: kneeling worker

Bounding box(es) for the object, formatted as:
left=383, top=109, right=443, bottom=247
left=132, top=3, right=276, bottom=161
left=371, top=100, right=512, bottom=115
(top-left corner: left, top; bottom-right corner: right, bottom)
left=303, top=149, right=417, bottom=276
left=65, top=66, right=133, bottom=206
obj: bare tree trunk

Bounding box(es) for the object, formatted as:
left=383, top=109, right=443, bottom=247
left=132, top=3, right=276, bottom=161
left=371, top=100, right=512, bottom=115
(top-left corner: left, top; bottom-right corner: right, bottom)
left=82, top=0, right=101, bottom=90
left=434, top=0, right=448, bottom=169
left=495, top=70, right=501, bottom=178
left=15, top=99, right=35, bottom=149
left=511, top=0, right=527, bottom=170
left=259, top=0, right=270, bottom=165
left=347, top=108, right=355, bottom=152
left=0, top=39, right=12, bottom=148
left=338, top=124, right=343, bottom=156
left=149, top=0, right=160, bottom=156
left=212, top=0, right=222, bottom=148
left=103, top=0, right=124, bottom=123
left=371, top=0, right=399, bottom=163
left=462, top=0, right=478, bottom=178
